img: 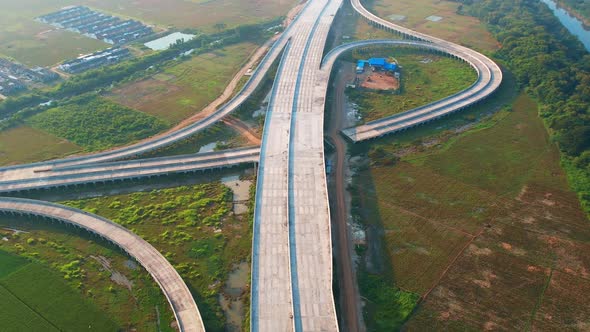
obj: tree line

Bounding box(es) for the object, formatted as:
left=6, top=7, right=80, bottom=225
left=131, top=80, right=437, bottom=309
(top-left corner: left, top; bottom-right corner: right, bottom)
left=455, top=0, right=590, bottom=214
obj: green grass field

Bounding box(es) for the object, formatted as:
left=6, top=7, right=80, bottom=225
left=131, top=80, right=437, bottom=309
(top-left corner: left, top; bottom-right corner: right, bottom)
left=26, top=95, right=167, bottom=151
left=60, top=182, right=253, bottom=331
left=352, top=93, right=590, bottom=329
left=0, top=250, right=119, bottom=331
left=0, top=250, right=28, bottom=278
left=0, top=219, right=177, bottom=331
left=108, top=42, right=260, bottom=124
left=0, top=126, right=81, bottom=166
left=347, top=49, right=477, bottom=123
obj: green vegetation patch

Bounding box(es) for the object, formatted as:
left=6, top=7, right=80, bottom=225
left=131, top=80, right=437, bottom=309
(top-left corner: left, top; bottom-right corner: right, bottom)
left=0, top=262, right=119, bottom=331
left=347, top=50, right=477, bottom=123
left=358, top=272, right=419, bottom=331
left=26, top=95, right=167, bottom=151
left=0, top=286, right=58, bottom=332
left=0, top=250, right=29, bottom=279
left=61, top=182, right=252, bottom=331
left=422, top=94, right=567, bottom=195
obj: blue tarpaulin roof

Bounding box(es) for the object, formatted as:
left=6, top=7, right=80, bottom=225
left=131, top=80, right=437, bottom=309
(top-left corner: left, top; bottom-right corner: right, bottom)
left=357, top=58, right=397, bottom=72
left=368, top=58, right=386, bottom=66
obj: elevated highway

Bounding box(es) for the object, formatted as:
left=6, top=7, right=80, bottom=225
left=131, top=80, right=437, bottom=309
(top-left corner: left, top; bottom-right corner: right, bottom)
left=252, top=0, right=502, bottom=330
left=251, top=0, right=341, bottom=330
left=0, top=147, right=259, bottom=194
left=0, top=197, right=205, bottom=332
left=341, top=0, right=503, bottom=141
left=0, top=0, right=503, bottom=330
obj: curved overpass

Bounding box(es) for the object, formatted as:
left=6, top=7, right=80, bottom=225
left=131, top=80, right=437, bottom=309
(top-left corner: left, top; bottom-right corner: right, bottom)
left=0, top=197, right=205, bottom=332
left=339, top=0, right=503, bottom=141
left=0, top=147, right=259, bottom=194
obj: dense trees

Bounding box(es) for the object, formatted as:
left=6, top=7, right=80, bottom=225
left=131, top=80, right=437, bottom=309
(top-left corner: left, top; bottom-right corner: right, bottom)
left=26, top=95, right=167, bottom=151
left=456, top=0, right=590, bottom=214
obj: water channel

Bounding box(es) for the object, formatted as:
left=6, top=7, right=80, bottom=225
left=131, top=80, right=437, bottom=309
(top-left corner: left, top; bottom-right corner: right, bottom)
left=540, top=0, right=590, bottom=51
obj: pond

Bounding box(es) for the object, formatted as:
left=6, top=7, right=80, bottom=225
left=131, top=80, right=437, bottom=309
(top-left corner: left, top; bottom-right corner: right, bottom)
left=144, top=32, right=196, bottom=51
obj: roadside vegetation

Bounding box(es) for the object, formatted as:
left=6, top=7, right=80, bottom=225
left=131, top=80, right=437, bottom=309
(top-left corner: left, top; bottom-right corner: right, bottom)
left=346, top=49, right=477, bottom=123
left=61, top=182, right=253, bottom=331
left=146, top=123, right=250, bottom=158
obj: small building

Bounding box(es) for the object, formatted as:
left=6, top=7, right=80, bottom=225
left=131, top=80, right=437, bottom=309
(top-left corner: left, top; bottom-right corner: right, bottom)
left=356, top=57, right=398, bottom=73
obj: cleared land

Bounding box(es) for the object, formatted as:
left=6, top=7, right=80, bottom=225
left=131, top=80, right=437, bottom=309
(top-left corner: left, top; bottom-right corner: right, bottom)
left=352, top=94, right=590, bottom=330
left=108, top=42, right=260, bottom=124
left=347, top=50, right=477, bottom=123
left=0, top=250, right=120, bottom=331
left=0, top=126, right=81, bottom=166
left=61, top=182, right=253, bottom=331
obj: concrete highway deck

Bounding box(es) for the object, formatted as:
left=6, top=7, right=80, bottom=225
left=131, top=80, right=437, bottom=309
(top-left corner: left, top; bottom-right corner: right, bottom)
left=252, top=0, right=501, bottom=330
left=252, top=0, right=341, bottom=330
left=0, top=147, right=259, bottom=193
left=0, top=197, right=204, bottom=332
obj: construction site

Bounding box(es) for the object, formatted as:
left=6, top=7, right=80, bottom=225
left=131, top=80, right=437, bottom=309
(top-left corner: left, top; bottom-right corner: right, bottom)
left=354, top=57, right=401, bottom=91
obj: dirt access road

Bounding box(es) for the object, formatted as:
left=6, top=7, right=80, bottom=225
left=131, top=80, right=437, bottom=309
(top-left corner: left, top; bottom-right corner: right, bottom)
left=328, top=63, right=365, bottom=332
left=222, top=115, right=261, bottom=145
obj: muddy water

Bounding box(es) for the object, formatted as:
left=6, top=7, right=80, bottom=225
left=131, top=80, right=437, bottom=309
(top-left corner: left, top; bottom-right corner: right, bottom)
left=221, top=175, right=252, bottom=215
left=219, top=261, right=250, bottom=331
left=198, top=142, right=220, bottom=153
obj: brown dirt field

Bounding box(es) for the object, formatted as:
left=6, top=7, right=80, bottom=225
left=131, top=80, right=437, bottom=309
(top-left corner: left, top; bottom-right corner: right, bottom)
left=360, top=72, right=399, bottom=90
left=533, top=270, right=590, bottom=330
left=355, top=94, right=590, bottom=330
left=403, top=182, right=590, bottom=331
left=109, top=78, right=187, bottom=122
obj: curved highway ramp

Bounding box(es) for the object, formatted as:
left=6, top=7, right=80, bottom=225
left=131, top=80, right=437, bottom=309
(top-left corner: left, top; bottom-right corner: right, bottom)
left=0, top=197, right=205, bottom=332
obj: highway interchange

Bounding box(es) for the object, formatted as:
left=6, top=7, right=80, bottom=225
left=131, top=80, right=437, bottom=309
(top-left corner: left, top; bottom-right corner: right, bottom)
left=0, top=0, right=502, bottom=331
